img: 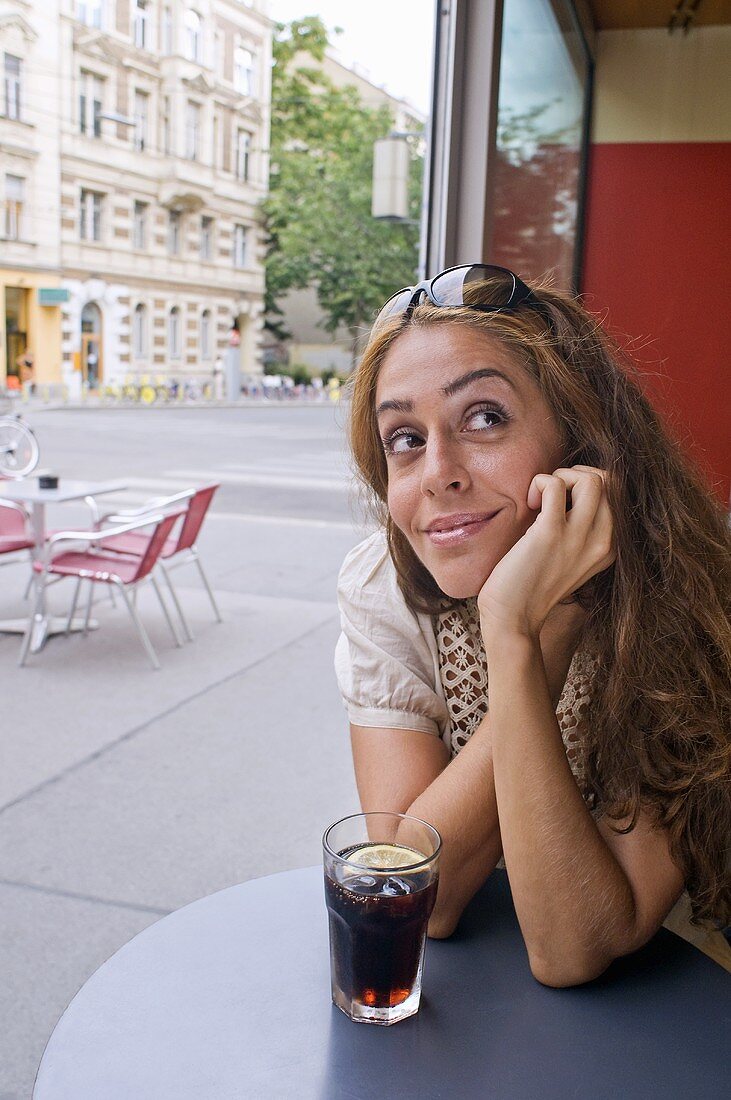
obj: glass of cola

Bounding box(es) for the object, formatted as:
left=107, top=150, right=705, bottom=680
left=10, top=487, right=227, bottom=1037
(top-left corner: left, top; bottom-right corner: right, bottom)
left=323, top=811, right=442, bottom=1025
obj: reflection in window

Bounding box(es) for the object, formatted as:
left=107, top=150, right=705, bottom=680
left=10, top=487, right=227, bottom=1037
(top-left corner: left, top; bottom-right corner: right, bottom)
left=491, top=0, right=589, bottom=289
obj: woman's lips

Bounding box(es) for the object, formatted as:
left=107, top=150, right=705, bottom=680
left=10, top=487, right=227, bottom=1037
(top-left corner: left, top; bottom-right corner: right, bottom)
left=424, top=512, right=499, bottom=547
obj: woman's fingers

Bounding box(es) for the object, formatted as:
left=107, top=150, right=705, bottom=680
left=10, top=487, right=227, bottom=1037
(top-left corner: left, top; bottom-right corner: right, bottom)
left=528, top=466, right=615, bottom=573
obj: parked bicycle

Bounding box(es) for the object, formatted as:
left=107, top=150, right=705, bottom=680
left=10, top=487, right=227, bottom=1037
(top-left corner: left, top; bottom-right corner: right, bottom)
left=0, top=407, right=40, bottom=478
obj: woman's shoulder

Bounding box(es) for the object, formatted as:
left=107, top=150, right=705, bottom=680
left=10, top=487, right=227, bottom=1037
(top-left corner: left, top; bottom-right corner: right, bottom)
left=338, top=530, right=399, bottom=602
left=337, top=530, right=432, bottom=637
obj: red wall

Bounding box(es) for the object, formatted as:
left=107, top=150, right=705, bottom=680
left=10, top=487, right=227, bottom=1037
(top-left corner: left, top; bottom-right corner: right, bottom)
left=582, top=141, right=731, bottom=502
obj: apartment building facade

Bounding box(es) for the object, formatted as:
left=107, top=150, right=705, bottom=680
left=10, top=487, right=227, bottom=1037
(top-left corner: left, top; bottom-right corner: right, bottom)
left=0, top=1, right=64, bottom=386
left=1, top=0, right=271, bottom=394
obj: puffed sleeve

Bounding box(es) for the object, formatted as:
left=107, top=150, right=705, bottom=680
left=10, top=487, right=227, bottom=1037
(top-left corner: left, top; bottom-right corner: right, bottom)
left=334, top=532, right=448, bottom=738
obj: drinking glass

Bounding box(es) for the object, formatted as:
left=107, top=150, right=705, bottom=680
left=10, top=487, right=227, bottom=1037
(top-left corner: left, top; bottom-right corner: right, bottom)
left=323, top=811, right=441, bottom=1025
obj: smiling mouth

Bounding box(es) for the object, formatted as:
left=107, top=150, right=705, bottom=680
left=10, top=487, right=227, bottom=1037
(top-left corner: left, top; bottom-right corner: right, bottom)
left=424, top=512, right=500, bottom=546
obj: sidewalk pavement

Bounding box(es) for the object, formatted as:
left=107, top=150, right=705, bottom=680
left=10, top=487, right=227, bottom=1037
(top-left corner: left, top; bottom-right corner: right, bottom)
left=0, top=514, right=362, bottom=1097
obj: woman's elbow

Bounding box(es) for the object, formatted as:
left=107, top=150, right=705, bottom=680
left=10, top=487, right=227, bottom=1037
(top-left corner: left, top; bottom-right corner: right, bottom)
left=528, top=952, right=611, bottom=988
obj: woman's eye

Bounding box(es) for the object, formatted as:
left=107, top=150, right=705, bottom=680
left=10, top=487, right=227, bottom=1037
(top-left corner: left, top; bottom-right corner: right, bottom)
left=465, top=405, right=507, bottom=431
left=383, top=430, right=424, bottom=455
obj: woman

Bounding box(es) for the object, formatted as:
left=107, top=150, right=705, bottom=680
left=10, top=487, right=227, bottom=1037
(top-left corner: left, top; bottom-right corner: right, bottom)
left=335, top=264, right=730, bottom=986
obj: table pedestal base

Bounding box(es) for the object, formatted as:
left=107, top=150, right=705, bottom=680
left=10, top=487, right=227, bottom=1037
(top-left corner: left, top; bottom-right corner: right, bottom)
left=0, top=615, right=100, bottom=654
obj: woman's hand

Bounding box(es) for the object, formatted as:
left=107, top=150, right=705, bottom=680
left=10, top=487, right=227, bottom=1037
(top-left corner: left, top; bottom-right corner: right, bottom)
left=478, top=466, right=615, bottom=644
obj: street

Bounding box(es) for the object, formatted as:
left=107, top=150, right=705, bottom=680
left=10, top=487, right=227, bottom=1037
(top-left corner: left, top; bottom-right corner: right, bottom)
left=0, top=404, right=365, bottom=1097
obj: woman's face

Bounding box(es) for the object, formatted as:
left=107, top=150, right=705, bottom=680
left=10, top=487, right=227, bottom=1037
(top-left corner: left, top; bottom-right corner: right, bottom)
left=376, top=324, right=565, bottom=598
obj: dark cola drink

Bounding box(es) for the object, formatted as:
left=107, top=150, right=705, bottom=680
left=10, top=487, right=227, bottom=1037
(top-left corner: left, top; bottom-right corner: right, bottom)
left=324, top=842, right=438, bottom=1020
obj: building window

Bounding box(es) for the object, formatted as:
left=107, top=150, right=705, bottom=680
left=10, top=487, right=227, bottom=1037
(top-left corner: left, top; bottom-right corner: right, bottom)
left=169, top=307, right=181, bottom=359
left=4, top=54, right=21, bottom=121
left=235, top=130, right=251, bottom=182
left=234, top=46, right=254, bottom=95
left=200, top=309, right=212, bottom=360
left=167, top=209, right=181, bottom=254
left=133, top=303, right=147, bottom=359
left=185, top=101, right=200, bottom=161
left=134, top=90, right=149, bottom=152
left=79, top=72, right=103, bottom=138
left=163, top=95, right=173, bottom=155
left=233, top=224, right=248, bottom=268
left=184, top=10, right=202, bottom=63
left=133, top=0, right=149, bottom=49
left=4, top=175, right=24, bottom=239
left=162, top=6, right=173, bottom=54
left=77, top=0, right=103, bottom=29
left=200, top=215, right=213, bottom=260
left=80, top=189, right=103, bottom=241
left=133, top=200, right=148, bottom=249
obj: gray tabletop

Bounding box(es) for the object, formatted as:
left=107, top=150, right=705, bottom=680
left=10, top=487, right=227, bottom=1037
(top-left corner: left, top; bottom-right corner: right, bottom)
left=0, top=479, right=127, bottom=505
left=34, top=866, right=730, bottom=1100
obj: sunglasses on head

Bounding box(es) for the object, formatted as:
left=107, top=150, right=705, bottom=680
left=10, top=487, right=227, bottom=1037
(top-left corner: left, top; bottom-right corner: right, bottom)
left=373, top=263, right=552, bottom=332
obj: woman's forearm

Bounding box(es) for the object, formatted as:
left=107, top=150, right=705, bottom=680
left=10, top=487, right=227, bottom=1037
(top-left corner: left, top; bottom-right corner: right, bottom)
left=405, top=617, right=582, bottom=939
left=487, top=632, right=638, bottom=986
left=404, top=717, right=503, bottom=938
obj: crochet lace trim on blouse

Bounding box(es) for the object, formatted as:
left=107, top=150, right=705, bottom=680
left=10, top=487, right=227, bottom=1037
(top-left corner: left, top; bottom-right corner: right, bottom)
left=436, top=599, right=597, bottom=805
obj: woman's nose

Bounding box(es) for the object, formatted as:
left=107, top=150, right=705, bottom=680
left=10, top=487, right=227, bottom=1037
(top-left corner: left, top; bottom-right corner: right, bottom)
left=420, top=435, right=470, bottom=497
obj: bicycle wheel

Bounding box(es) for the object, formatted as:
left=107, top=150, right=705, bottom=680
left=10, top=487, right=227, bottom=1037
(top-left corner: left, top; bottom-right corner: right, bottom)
left=0, top=417, right=40, bottom=478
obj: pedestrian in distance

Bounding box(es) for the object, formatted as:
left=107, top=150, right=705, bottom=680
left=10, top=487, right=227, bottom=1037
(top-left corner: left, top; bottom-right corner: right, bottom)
left=335, top=263, right=731, bottom=986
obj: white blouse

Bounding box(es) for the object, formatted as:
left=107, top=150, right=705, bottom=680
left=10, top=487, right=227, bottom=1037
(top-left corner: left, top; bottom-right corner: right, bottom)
left=334, top=531, right=731, bottom=971
left=335, top=530, right=595, bottom=796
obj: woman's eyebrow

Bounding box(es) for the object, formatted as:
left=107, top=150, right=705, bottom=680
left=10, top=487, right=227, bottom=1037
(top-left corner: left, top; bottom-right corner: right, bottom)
left=376, top=398, right=413, bottom=417
left=376, top=368, right=515, bottom=418
left=442, top=368, right=516, bottom=397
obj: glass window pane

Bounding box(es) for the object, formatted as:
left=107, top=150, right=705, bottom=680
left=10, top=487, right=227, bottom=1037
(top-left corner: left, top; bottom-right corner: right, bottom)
left=491, top=0, right=590, bottom=289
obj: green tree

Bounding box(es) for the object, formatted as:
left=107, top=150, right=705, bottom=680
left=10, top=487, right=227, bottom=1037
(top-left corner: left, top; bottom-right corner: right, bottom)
left=263, top=17, right=423, bottom=369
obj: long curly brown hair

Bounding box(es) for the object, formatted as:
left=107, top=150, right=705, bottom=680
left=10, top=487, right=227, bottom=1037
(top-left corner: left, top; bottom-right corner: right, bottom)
left=348, top=286, right=731, bottom=928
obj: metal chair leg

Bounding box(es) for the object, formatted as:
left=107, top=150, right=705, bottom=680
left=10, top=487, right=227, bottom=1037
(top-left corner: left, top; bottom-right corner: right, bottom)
left=117, top=583, right=160, bottom=670
left=160, top=563, right=194, bottom=642
left=151, top=574, right=183, bottom=647
left=23, top=562, right=35, bottom=600
left=82, top=579, right=94, bottom=635
left=193, top=552, right=222, bottom=623
left=19, top=578, right=46, bottom=667
left=66, top=577, right=82, bottom=634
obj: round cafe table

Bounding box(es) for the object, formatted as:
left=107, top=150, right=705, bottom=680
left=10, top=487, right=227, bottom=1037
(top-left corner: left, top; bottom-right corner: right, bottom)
left=34, top=867, right=729, bottom=1100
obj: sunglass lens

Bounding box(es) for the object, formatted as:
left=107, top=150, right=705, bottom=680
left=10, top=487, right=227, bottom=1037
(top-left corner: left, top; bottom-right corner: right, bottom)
left=431, top=265, right=518, bottom=309
left=373, top=288, right=414, bottom=329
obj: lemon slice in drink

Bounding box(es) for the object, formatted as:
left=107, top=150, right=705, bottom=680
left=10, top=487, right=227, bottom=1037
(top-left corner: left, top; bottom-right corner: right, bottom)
left=347, top=843, right=426, bottom=870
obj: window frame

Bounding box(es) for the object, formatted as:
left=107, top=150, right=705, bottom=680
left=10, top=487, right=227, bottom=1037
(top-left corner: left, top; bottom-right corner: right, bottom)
left=4, top=173, right=24, bottom=240
left=233, top=223, right=248, bottom=268
left=168, top=306, right=182, bottom=360
left=184, top=9, right=203, bottom=63
left=134, top=89, right=149, bottom=152
left=200, top=308, right=212, bottom=360
left=80, top=188, right=103, bottom=242
left=132, top=302, right=148, bottom=359
left=235, top=129, right=251, bottom=182
left=133, top=200, right=148, bottom=250
left=167, top=209, right=181, bottom=255
left=200, top=214, right=213, bottom=261
left=4, top=54, right=21, bottom=121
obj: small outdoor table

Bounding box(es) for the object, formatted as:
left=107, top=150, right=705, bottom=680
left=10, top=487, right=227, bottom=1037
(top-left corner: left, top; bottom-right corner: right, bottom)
left=0, top=478, right=127, bottom=651
left=33, top=867, right=729, bottom=1099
